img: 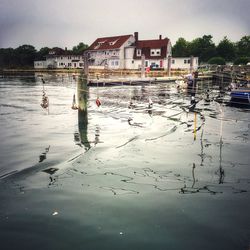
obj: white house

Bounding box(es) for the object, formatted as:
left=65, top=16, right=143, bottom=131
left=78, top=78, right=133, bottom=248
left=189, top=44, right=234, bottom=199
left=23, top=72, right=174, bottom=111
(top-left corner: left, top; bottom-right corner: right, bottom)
left=171, top=57, right=199, bottom=70
left=87, top=32, right=172, bottom=70
left=87, top=32, right=198, bottom=70
left=34, top=48, right=85, bottom=69
left=87, top=34, right=135, bottom=69
left=126, top=33, right=172, bottom=70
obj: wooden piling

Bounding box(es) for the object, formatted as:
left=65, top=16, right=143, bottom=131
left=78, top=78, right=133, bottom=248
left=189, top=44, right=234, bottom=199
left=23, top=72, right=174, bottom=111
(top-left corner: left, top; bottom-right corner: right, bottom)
left=190, top=56, right=194, bottom=73
left=77, top=53, right=90, bottom=149
left=167, top=56, right=172, bottom=77
left=141, top=54, right=145, bottom=78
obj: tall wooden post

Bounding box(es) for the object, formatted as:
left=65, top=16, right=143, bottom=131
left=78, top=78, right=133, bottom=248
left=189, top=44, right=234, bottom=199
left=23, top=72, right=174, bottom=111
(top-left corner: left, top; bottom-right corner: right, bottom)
left=141, top=54, right=145, bottom=78
left=167, top=55, right=172, bottom=77
left=77, top=52, right=90, bottom=150
left=190, top=55, right=194, bottom=73
left=84, top=52, right=89, bottom=76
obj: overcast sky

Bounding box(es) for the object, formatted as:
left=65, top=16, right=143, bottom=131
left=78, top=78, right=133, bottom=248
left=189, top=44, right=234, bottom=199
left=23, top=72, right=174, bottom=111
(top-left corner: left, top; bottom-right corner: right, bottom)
left=0, top=0, right=249, bottom=50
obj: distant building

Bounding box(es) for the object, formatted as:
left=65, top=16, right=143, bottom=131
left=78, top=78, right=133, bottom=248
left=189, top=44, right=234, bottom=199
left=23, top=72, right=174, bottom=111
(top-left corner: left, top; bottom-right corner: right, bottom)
left=34, top=47, right=84, bottom=69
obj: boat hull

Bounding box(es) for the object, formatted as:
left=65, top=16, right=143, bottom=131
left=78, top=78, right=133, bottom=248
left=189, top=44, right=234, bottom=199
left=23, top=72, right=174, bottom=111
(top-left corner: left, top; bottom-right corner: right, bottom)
left=230, top=89, right=250, bottom=103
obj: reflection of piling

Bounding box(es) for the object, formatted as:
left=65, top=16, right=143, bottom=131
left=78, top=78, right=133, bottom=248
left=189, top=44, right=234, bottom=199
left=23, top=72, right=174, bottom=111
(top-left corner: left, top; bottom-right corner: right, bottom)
left=194, top=112, right=197, bottom=141
left=192, top=163, right=196, bottom=188
left=218, top=105, right=224, bottom=183
left=78, top=108, right=90, bottom=150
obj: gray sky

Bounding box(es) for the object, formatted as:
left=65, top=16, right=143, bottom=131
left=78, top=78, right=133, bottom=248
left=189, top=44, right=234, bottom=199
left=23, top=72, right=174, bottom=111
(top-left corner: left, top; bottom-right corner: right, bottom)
left=0, top=0, right=249, bottom=49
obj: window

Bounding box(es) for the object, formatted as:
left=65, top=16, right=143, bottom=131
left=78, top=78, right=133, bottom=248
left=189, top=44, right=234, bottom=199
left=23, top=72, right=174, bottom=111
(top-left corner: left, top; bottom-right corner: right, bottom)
left=172, top=59, right=175, bottom=64
left=188, top=59, right=190, bottom=63
left=68, top=63, right=72, bottom=67
left=137, top=49, right=141, bottom=56
left=109, top=40, right=118, bottom=46
left=115, top=61, right=119, bottom=66
left=151, top=49, right=161, bottom=56
left=184, top=59, right=187, bottom=64
left=145, top=61, right=149, bottom=67
left=132, top=60, right=134, bottom=64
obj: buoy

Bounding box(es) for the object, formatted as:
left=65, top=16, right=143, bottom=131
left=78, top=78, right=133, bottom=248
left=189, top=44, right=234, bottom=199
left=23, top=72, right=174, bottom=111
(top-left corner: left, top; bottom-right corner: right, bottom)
left=41, top=90, right=49, bottom=109
left=96, top=98, right=101, bottom=107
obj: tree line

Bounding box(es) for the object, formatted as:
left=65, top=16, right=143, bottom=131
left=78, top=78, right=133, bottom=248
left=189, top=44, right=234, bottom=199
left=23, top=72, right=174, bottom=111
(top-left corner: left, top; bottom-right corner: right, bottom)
left=172, top=35, right=250, bottom=65
left=0, top=42, right=89, bottom=69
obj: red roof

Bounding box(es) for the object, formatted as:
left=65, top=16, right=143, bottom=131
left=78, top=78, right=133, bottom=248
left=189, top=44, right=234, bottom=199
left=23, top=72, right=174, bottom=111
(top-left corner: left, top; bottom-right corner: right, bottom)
left=88, top=35, right=132, bottom=51
left=134, top=38, right=170, bottom=59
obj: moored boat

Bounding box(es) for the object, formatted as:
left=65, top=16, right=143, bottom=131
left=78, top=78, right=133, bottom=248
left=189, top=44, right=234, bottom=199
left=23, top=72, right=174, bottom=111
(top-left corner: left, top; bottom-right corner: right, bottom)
left=230, top=80, right=250, bottom=103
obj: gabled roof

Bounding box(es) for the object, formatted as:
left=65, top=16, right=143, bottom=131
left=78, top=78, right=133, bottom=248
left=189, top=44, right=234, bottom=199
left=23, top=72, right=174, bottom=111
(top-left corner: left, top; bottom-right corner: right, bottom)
left=134, top=38, right=170, bottom=59
left=88, top=35, right=132, bottom=51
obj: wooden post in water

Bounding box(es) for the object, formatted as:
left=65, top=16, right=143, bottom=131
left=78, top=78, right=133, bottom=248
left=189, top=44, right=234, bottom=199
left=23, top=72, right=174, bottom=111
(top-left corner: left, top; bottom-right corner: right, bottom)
left=77, top=53, right=90, bottom=150
left=141, top=54, right=145, bottom=78
left=167, top=55, right=172, bottom=77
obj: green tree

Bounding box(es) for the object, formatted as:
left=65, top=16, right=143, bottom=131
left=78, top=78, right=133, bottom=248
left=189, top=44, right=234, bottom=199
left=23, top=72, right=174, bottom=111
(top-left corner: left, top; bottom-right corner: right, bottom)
left=15, top=44, right=37, bottom=67
left=233, top=57, right=250, bottom=65
left=189, top=35, right=217, bottom=62
left=0, top=48, right=15, bottom=68
left=36, top=47, right=51, bottom=60
left=207, top=57, right=226, bottom=65
left=72, top=42, right=89, bottom=54
left=236, top=36, right=250, bottom=57
left=172, top=38, right=190, bottom=57
left=216, top=36, right=236, bottom=61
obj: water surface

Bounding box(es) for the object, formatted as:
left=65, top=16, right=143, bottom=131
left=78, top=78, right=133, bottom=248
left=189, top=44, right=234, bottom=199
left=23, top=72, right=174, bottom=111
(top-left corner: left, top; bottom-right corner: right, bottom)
left=0, top=73, right=249, bottom=250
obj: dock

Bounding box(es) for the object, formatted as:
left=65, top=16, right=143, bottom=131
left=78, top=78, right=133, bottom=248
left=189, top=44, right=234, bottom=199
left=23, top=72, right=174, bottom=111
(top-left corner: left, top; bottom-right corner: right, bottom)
left=88, top=75, right=212, bottom=87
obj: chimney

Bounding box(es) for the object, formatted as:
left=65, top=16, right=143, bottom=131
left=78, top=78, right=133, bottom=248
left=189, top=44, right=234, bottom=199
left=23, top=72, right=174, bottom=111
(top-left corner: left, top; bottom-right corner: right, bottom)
left=65, top=47, right=67, bottom=51
left=159, top=35, right=162, bottom=40
left=134, top=32, right=138, bottom=43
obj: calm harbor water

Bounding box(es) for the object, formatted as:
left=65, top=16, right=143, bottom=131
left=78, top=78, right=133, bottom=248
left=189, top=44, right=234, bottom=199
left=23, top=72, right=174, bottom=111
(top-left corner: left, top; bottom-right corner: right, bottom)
left=0, top=73, right=250, bottom=250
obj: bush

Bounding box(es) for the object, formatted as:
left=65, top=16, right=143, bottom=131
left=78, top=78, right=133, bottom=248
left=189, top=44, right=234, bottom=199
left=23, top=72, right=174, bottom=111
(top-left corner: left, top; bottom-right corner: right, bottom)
left=207, top=57, right=226, bottom=65
left=233, top=57, right=250, bottom=65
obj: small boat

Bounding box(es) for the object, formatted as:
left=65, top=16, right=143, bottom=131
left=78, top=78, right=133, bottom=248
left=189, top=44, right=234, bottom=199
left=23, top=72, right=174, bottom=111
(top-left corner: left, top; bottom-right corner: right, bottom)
left=230, top=80, right=250, bottom=104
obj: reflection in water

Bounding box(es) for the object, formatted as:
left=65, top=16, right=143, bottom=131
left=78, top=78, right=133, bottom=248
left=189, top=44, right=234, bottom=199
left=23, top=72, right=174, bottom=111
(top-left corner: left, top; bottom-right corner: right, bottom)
left=217, top=105, right=225, bottom=184
left=94, top=126, right=100, bottom=145
left=78, top=109, right=90, bottom=150
left=0, top=74, right=249, bottom=250
left=192, top=163, right=196, bottom=188
left=42, top=167, right=59, bottom=186
left=39, top=145, right=50, bottom=163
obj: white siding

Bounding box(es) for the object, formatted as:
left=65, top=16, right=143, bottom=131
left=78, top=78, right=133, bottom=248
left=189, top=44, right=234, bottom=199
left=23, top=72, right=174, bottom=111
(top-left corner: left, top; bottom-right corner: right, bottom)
left=171, top=57, right=199, bottom=70
left=34, top=61, right=47, bottom=69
